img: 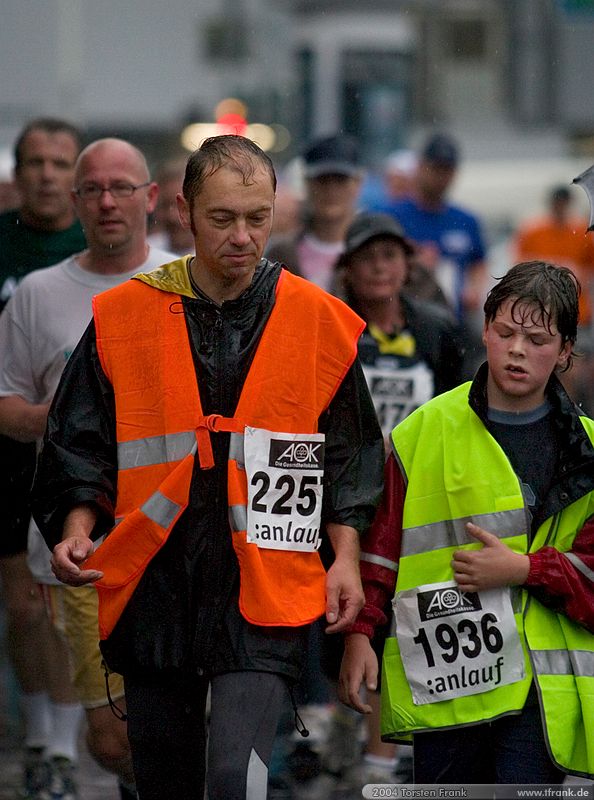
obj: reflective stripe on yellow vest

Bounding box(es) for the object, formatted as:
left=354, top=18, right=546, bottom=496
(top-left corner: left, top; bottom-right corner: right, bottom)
left=382, top=382, right=594, bottom=777
left=526, top=475, right=594, bottom=778
left=85, top=266, right=364, bottom=637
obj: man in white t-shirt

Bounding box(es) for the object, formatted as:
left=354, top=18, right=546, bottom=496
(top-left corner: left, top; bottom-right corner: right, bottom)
left=0, top=137, right=172, bottom=800
left=266, top=134, right=364, bottom=293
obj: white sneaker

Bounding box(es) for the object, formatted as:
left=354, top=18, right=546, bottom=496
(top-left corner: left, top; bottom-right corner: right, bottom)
left=20, top=747, right=50, bottom=800
left=38, top=756, right=78, bottom=800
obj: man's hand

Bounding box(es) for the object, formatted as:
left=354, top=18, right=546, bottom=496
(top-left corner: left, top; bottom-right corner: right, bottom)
left=452, top=522, right=529, bottom=592
left=51, top=537, right=103, bottom=586
left=461, top=261, right=488, bottom=313
left=51, top=504, right=103, bottom=586
left=338, top=633, right=378, bottom=714
left=0, top=395, right=51, bottom=442
left=325, top=523, right=365, bottom=633
left=414, top=242, right=440, bottom=271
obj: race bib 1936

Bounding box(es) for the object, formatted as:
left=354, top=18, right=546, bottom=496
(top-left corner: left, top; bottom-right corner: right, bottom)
left=395, top=581, right=525, bottom=705
left=244, top=427, right=325, bottom=552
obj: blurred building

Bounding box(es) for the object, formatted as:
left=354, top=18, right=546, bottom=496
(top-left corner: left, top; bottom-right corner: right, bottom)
left=1, top=0, right=593, bottom=226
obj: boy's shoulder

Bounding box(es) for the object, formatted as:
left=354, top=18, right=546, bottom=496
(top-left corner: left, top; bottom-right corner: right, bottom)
left=406, top=381, right=472, bottom=419
left=392, top=381, right=474, bottom=444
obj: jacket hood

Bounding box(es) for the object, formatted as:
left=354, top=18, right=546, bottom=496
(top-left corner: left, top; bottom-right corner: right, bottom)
left=133, top=255, right=195, bottom=298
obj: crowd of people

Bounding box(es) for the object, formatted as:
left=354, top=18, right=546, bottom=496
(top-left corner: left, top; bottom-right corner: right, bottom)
left=0, top=117, right=592, bottom=800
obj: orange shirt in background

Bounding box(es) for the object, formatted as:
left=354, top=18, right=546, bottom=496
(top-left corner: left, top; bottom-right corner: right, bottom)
left=514, top=216, right=594, bottom=324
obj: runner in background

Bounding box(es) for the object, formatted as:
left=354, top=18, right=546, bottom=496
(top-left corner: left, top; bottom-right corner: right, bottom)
left=147, top=157, right=195, bottom=256
left=0, top=117, right=86, bottom=800
left=367, top=133, right=488, bottom=376
left=328, top=211, right=463, bottom=787
left=266, top=133, right=364, bottom=293
left=513, top=184, right=594, bottom=415
left=0, top=136, right=172, bottom=800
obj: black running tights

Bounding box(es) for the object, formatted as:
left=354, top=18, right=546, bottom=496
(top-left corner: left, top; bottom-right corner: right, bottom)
left=124, top=671, right=288, bottom=800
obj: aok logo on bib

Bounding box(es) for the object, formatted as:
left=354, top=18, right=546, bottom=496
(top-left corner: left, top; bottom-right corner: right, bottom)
left=268, top=439, right=323, bottom=470
left=245, top=427, right=325, bottom=552
left=395, top=581, right=525, bottom=704
left=418, top=586, right=482, bottom=621
left=370, top=376, right=413, bottom=399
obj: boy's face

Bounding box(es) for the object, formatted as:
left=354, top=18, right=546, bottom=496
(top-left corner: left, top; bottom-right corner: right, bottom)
left=482, top=298, right=571, bottom=412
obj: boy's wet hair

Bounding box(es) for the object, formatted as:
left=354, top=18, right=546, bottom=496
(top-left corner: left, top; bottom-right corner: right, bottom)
left=484, top=261, right=581, bottom=371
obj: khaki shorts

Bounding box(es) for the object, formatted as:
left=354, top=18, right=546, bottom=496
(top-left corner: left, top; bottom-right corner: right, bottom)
left=43, top=583, right=124, bottom=709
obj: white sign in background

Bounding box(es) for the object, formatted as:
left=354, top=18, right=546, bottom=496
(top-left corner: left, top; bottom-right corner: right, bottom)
left=362, top=360, right=434, bottom=439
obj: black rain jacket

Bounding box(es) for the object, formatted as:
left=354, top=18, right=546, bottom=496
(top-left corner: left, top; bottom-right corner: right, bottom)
left=33, top=260, right=384, bottom=681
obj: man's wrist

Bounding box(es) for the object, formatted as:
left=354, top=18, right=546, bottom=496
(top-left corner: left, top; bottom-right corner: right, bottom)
left=62, top=504, right=98, bottom=541
left=326, top=522, right=360, bottom=560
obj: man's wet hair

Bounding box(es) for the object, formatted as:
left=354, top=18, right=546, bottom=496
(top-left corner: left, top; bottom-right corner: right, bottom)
left=14, top=118, right=83, bottom=170
left=484, top=260, right=581, bottom=371
left=183, top=135, right=276, bottom=208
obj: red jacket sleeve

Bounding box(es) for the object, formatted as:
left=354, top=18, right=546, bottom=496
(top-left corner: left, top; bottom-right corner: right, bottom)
left=525, top=514, right=594, bottom=632
left=350, top=453, right=404, bottom=638
left=350, top=454, right=594, bottom=637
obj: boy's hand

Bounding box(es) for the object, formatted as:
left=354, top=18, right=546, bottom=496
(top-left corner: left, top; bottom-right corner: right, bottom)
left=338, top=633, right=378, bottom=714
left=452, top=522, right=530, bottom=591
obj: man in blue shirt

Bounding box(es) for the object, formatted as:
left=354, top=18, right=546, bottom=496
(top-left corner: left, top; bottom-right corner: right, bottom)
left=369, top=133, right=487, bottom=329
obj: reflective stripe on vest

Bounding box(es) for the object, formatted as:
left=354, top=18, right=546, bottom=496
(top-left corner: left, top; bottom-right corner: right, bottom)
left=565, top=551, right=594, bottom=583
left=229, top=504, right=247, bottom=533
left=229, top=432, right=245, bottom=470
left=360, top=551, right=398, bottom=573
left=401, top=508, right=526, bottom=557
left=381, top=384, right=594, bottom=777
left=118, top=431, right=196, bottom=470
left=86, top=451, right=195, bottom=639
left=141, top=490, right=183, bottom=529
left=228, top=433, right=247, bottom=531
left=532, top=648, right=594, bottom=677
left=87, top=266, right=364, bottom=635
left=228, top=431, right=248, bottom=532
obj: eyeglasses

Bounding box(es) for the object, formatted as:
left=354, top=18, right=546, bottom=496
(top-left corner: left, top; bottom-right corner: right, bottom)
left=74, top=182, right=151, bottom=200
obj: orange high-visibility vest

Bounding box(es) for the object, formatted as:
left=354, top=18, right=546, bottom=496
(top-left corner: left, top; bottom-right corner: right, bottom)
left=85, top=268, right=364, bottom=638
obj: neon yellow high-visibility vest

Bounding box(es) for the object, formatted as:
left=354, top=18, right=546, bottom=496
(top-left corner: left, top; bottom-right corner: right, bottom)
left=382, top=382, right=594, bottom=777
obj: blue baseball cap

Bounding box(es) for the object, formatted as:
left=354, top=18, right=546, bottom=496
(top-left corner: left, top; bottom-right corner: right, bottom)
left=421, top=134, right=459, bottom=167
left=303, top=134, right=362, bottom=178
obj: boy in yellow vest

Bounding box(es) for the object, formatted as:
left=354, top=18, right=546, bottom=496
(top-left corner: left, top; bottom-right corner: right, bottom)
left=340, top=261, right=594, bottom=784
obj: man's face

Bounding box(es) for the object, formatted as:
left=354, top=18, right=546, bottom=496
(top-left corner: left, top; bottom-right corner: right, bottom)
left=483, top=298, right=571, bottom=413
left=345, top=237, right=408, bottom=305
left=306, top=173, right=361, bottom=225
left=15, top=129, right=79, bottom=230
left=177, top=164, right=274, bottom=298
left=154, top=177, right=195, bottom=254
left=73, top=142, right=157, bottom=257
left=417, top=159, right=456, bottom=204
